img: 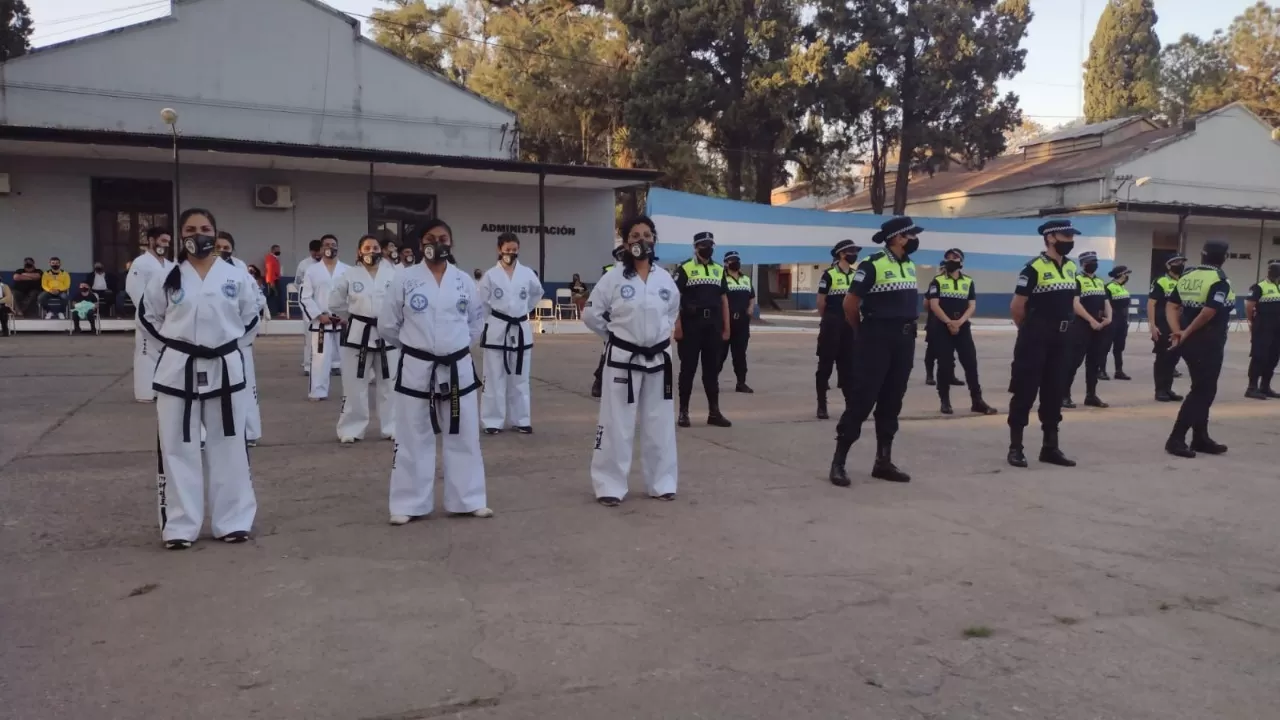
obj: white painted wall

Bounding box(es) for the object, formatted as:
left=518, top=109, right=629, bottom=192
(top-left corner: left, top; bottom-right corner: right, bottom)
left=0, top=154, right=614, bottom=283
left=1118, top=105, right=1280, bottom=211
left=0, top=0, right=514, bottom=158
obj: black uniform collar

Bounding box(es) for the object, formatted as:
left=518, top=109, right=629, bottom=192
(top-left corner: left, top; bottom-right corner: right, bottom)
left=1038, top=252, right=1066, bottom=269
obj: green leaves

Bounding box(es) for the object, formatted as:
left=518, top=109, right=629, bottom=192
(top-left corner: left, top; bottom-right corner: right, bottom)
left=1, top=0, right=34, bottom=62
left=1084, top=0, right=1162, bottom=123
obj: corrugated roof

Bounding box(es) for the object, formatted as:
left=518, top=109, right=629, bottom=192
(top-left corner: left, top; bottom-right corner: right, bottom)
left=824, top=125, right=1187, bottom=212
left=1023, top=116, right=1147, bottom=147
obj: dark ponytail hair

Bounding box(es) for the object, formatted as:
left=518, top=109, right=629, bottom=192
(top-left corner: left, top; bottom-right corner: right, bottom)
left=618, top=215, right=657, bottom=279
left=421, top=219, right=457, bottom=264
left=164, top=208, right=219, bottom=293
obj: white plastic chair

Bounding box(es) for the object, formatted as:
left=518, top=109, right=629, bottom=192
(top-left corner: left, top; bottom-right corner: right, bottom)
left=554, top=288, right=577, bottom=319
left=286, top=282, right=300, bottom=318
left=1129, top=298, right=1143, bottom=332
left=533, top=298, right=556, bottom=333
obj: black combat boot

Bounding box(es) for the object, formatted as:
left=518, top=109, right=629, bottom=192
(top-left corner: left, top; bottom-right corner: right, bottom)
left=1098, top=369, right=1111, bottom=381
left=1084, top=394, right=1109, bottom=408
left=939, top=385, right=953, bottom=415
left=871, top=440, right=910, bottom=483
left=1190, top=425, right=1227, bottom=455
left=829, top=438, right=853, bottom=487
left=677, top=402, right=691, bottom=428
left=970, top=393, right=998, bottom=415
left=925, top=369, right=936, bottom=386
left=735, top=380, right=754, bottom=394
left=1114, top=362, right=1131, bottom=380
left=817, top=390, right=829, bottom=420
left=1007, top=426, right=1028, bottom=468
left=1245, top=378, right=1268, bottom=400
left=1264, top=377, right=1280, bottom=398
left=1061, top=396, right=1077, bottom=409
left=1165, top=423, right=1196, bottom=458
left=1039, top=429, right=1076, bottom=467
left=706, top=398, right=732, bottom=427
left=950, top=377, right=966, bottom=387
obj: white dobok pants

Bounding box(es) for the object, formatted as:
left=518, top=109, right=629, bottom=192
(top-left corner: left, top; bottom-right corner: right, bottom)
left=590, top=356, right=678, bottom=500
left=389, top=360, right=487, bottom=516
left=156, top=390, right=256, bottom=542
left=480, top=345, right=532, bottom=430
left=243, top=344, right=262, bottom=442
left=133, top=327, right=161, bottom=401
left=309, top=329, right=341, bottom=399
left=337, top=345, right=398, bottom=441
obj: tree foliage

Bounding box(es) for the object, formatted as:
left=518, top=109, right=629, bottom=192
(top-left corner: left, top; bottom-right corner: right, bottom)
left=1002, top=118, right=1046, bottom=154
left=1222, top=1, right=1280, bottom=124
left=1158, top=33, right=1231, bottom=126
left=1, top=0, right=33, bottom=62
left=1084, top=0, right=1161, bottom=123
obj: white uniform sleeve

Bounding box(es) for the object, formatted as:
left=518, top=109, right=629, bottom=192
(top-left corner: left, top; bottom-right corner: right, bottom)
left=665, top=274, right=680, bottom=325
left=142, top=270, right=170, bottom=336
left=299, top=266, right=322, bottom=321
left=583, top=272, right=613, bottom=339
left=239, top=275, right=262, bottom=344
left=527, top=269, right=545, bottom=314
left=476, top=271, right=493, bottom=310
left=466, top=276, right=485, bottom=345
left=328, top=272, right=352, bottom=319
left=125, top=261, right=146, bottom=302
left=378, top=271, right=405, bottom=348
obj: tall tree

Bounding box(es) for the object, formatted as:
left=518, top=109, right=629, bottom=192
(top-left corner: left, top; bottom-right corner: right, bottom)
left=1083, top=0, right=1161, bottom=123
left=1223, top=1, right=1279, bottom=125
left=1, top=0, right=33, bottom=62
left=1158, top=33, right=1232, bottom=126
left=1002, top=117, right=1046, bottom=154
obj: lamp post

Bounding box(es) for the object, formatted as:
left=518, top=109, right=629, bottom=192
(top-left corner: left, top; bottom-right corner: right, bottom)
left=161, top=108, right=180, bottom=226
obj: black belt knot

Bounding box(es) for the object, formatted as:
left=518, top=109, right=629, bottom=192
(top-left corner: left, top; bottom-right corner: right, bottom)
left=342, top=313, right=390, bottom=380
left=314, top=318, right=342, bottom=354
left=155, top=338, right=241, bottom=443
left=481, top=309, right=528, bottom=375
left=605, top=334, right=672, bottom=404
left=396, top=344, right=479, bottom=434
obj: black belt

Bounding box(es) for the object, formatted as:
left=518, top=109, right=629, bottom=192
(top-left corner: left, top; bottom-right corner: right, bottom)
left=605, top=334, right=672, bottom=404
left=683, top=308, right=716, bottom=320
left=866, top=319, right=917, bottom=335
left=1027, top=317, right=1072, bottom=333
left=341, top=313, right=391, bottom=380
left=152, top=338, right=242, bottom=443
left=395, top=345, right=479, bottom=435
left=479, top=309, right=529, bottom=376
left=313, top=319, right=341, bottom=354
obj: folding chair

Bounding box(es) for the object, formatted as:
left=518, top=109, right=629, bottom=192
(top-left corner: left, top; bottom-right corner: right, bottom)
left=554, top=287, right=578, bottom=319
left=286, top=282, right=301, bottom=319
left=533, top=298, right=556, bottom=333
left=1129, top=298, right=1143, bottom=332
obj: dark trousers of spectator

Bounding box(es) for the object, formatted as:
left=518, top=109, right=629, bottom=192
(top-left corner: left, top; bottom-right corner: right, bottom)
left=95, top=290, right=116, bottom=317
left=13, top=288, right=38, bottom=318
left=73, top=310, right=98, bottom=334
left=39, top=292, right=68, bottom=318
left=268, top=281, right=284, bottom=317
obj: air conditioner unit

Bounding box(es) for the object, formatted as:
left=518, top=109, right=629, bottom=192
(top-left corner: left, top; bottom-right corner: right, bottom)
left=254, top=184, right=293, bottom=209
left=0, top=173, right=10, bottom=195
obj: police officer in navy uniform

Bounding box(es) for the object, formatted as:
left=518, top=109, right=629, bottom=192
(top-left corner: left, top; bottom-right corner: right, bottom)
left=1149, top=255, right=1187, bottom=402
left=1006, top=219, right=1082, bottom=469
left=815, top=239, right=860, bottom=419
left=1244, top=259, right=1280, bottom=399
left=673, top=231, right=732, bottom=428
left=1101, top=265, right=1134, bottom=380
left=591, top=244, right=631, bottom=398
left=1062, top=250, right=1112, bottom=409
left=923, top=248, right=997, bottom=416
left=720, top=250, right=755, bottom=393
left=828, top=217, right=920, bottom=486
left=1163, top=240, right=1232, bottom=458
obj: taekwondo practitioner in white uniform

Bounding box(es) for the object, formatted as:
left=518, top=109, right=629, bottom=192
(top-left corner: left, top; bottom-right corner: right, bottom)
left=295, top=239, right=322, bottom=374
left=379, top=219, right=493, bottom=524
left=215, top=231, right=266, bottom=446
left=584, top=215, right=680, bottom=507
left=144, top=208, right=259, bottom=550
left=301, top=235, right=349, bottom=400
left=128, top=226, right=175, bottom=403
left=329, top=234, right=399, bottom=443
left=478, top=232, right=544, bottom=434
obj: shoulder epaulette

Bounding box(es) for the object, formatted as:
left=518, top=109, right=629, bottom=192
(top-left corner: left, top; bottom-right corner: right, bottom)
left=869, top=251, right=886, bottom=261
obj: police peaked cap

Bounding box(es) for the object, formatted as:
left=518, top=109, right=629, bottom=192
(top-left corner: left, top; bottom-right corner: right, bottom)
left=871, top=216, right=922, bottom=245
left=1165, top=254, right=1187, bottom=267
left=831, top=239, right=861, bottom=258
left=723, top=250, right=741, bottom=262
left=1108, top=265, right=1131, bottom=278
left=1078, top=251, right=1099, bottom=263
left=1269, top=258, right=1280, bottom=267
left=693, top=231, right=715, bottom=246
left=1037, top=219, right=1081, bottom=237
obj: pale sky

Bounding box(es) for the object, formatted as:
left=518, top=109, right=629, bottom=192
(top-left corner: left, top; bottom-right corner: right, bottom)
left=25, top=0, right=1261, bottom=128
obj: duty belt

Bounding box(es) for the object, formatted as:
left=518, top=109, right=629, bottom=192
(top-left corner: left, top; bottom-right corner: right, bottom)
left=480, top=309, right=529, bottom=376
left=1026, top=314, right=1072, bottom=333
left=606, top=334, right=672, bottom=404
left=396, top=345, right=480, bottom=435
left=152, top=338, right=243, bottom=443
left=341, top=313, right=391, bottom=380
left=683, top=307, right=716, bottom=320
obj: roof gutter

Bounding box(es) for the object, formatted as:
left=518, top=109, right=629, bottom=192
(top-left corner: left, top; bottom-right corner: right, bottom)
left=1040, top=201, right=1280, bottom=223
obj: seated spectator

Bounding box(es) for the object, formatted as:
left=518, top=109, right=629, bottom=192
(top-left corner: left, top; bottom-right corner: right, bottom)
left=69, top=283, right=100, bottom=334
left=87, top=262, right=117, bottom=315
left=569, top=273, right=588, bottom=313
left=1, top=279, right=13, bottom=336
left=39, top=256, right=72, bottom=319
left=11, top=257, right=42, bottom=318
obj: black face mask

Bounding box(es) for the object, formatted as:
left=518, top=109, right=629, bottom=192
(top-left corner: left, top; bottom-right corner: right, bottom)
left=1168, top=264, right=1185, bottom=277
left=323, top=247, right=337, bottom=259
left=841, top=253, right=858, bottom=265
left=1083, top=262, right=1098, bottom=274
left=272, top=250, right=282, bottom=256
left=1053, top=240, right=1075, bottom=256
left=944, top=260, right=963, bottom=272
left=629, top=241, right=652, bottom=260
left=726, top=260, right=741, bottom=271
left=1268, top=268, right=1280, bottom=282
left=902, top=237, right=920, bottom=256
left=154, top=245, right=168, bottom=256
left=220, top=250, right=234, bottom=261
left=421, top=242, right=451, bottom=263
left=501, top=252, right=518, bottom=266
left=361, top=252, right=381, bottom=266
left=184, top=234, right=217, bottom=259
left=695, top=246, right=713, bottom=260
left=50, top=264, right=61, bottom=271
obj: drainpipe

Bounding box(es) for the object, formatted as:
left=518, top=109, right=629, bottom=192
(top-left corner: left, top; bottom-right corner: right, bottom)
left=1177, top=211, right=1189, bottom=257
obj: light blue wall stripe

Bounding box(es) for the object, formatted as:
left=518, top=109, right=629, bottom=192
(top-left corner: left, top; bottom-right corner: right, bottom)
left=655, top=245, right=1115, bottom=274
left=646, top=188, right=1116, bottom=238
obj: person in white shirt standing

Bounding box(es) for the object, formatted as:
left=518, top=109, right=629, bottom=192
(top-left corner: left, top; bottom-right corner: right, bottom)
left=478, top=232, right=544, bottom=434
left=128, top=226, right=175, bottom=403
left=584, top=215, right=680, bottom=507
left=379, top=219, right=492, bottom=524
left=301, top=235, right=349, bottom=401
left=215, top=231, right=266, bottom=446
left=329, top=234, right=399, bottom=443
left=295, top=239, right=323, bottom=374
left=144, top=208, right=260, bottom=550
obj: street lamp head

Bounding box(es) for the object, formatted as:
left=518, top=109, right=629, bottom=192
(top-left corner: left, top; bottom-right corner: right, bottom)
left=160, top=108, right=179, bottom=126
left=1134, top=176, right=1152, bottom=187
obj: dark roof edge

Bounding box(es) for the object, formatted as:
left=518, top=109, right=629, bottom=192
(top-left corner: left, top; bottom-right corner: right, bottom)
left=0, top=126, right=663, bottom=185
left=1039, top=202, right=1280, bottom=223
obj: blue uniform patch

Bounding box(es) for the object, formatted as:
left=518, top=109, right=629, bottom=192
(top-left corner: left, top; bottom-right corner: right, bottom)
left=409, top=293, right=429, bottom=312
left=494, top=288, right=505, bottom=299
left=519, top=289, right=528, bottom=300
left=351, top=281, right=365, bottom=293
left=169, top=288, right=185, bottom=305
left=456, top=298, right=469, bottom=314
left=222, top=281, right=238, bottom=299
left=659, top=288, right=671, bottom=301
left=620, top=285, right=636, bottom=300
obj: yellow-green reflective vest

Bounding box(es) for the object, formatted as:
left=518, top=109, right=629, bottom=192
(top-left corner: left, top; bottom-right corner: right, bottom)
left=1105, top=281, right=1130, bottom=300
left=726, top=274, right=752, bottom=291
left=867, top=253, right=917, bottom=294
left=680, top=259, right=724, bottom=287
left=1028, top=255, right=1076, bottom=294
left=1258, top=280, right=1280, bottom=303
left=1175, top=266, right=1227, bottom=308
left=824, top=266, right=853, bottom=296
left=1077, top=275, right=1106, bottom=298
left=932, top=273, right=972, bottom=299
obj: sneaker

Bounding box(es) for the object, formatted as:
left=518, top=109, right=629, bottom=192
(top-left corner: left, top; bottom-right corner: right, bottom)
left=597, top=496, right=621, bottom=507
left=339, top=436, right=358, bottom=444
left=654, top=493, right=676, bottom=501
left=44, top=312, right=54, bottom=320
left=484, top=428, right=502, bottom=435
left=471, top=507, right=494, bottom=518
left=246, top=439, right=259, bottom=448
left=515, top=426, right=533, bottom=434
left=389, top=514, right=414, bottom=526
left=218, top=530, right=250, bottom=544
left=164, top=539, right=194, bottom=550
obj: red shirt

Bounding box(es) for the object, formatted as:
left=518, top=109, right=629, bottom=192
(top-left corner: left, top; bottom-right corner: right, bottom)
left=264, top=252, right=281, bottom=284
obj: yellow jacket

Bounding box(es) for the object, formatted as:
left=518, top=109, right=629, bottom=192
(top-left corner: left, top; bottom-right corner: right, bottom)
left=42, top=270, right=71, bottom=294
left=1, top=282, right=13, bottom=311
